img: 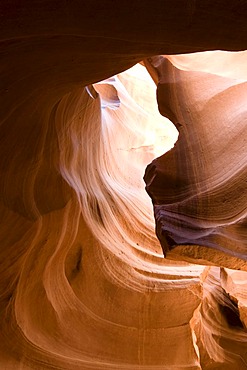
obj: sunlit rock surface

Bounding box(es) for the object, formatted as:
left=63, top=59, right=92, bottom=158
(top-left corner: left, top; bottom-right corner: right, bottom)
left=144, top=56, right=247, bottom=269
left=1, top=2, right=247, bottom=369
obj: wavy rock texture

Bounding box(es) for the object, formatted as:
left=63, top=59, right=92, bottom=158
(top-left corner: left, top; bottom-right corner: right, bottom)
left=144, top=56, right=247, bottom=270
left=1, top=1, right=247, bottom=369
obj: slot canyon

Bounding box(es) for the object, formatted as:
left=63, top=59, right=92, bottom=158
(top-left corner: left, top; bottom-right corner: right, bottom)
left=1, top=1, right=247, bottom=369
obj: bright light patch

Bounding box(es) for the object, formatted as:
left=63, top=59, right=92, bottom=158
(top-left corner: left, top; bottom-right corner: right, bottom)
left=94, top=63, right=178, bottom=165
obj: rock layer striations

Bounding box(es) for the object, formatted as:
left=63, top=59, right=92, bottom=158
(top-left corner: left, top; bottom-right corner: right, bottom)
left=144, top=56, right=247, bottom=269
left=1, top=1, right=247, bottom=369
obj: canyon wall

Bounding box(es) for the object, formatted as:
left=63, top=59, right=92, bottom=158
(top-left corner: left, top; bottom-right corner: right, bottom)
left=0, top=1, right=247, bottom=369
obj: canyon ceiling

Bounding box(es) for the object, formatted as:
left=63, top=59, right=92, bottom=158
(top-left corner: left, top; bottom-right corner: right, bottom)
left=0, top=1, right=247, bottom=369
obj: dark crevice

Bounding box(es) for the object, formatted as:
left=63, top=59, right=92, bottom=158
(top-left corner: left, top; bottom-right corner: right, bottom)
left=65, top=244, right=83, bottom=281
left=219, top=293, right=244, bottom=329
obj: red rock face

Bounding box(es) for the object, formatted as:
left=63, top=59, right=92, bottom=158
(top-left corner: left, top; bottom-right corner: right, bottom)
left=144, top=56, right=247, bottom=270
left=1, top=2, right=247, bottom=369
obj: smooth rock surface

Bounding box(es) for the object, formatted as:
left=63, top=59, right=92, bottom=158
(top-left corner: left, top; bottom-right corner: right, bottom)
left=144, top=56, right=247, bottom=269
left=1, top=2, right=247, bottom=369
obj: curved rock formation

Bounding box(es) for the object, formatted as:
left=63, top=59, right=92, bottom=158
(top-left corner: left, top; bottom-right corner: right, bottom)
left=1, top=1, right=247, bottom=369
left=144, top=55, right=247, bottom=269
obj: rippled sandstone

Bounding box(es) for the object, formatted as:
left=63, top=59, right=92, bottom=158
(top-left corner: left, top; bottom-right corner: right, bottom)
left=0, top=2, right=247, bottom=369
